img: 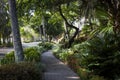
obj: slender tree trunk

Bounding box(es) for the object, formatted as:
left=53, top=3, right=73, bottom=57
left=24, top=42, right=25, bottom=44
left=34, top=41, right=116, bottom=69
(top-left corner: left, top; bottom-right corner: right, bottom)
left=59, top=5, right=79, bottom=48
left=39, top=25, right=43, bottom=42
left=64, top=21, right=70, bottom=40
left=8, top=0, right=24, bottom=62
left=0, top=34, right=1, bottom=45
left=2, top=34, right=6, bottom=45
left=42, top=16, right=47, bottom=42
left=68, top=28, right=79, bottom=47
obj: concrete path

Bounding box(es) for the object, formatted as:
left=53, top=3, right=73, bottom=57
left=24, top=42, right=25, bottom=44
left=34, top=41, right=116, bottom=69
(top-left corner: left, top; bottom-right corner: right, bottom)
left=41, top=51, right=80, bottom=80
left=22, top=42, right=39, bottom=48
left=0, top=42, right=40, bottom=59
left=0, top=42, right=39, bottom=54
left=0, top=48, right=13, bottom=59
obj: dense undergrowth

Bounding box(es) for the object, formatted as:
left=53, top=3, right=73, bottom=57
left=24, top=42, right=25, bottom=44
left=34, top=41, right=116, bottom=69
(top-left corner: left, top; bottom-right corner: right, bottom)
left=0, top=62, right=42, bottom=80
left=0, top=42, right=53, bottom=80
left=53, top=33, right=120, bottom=80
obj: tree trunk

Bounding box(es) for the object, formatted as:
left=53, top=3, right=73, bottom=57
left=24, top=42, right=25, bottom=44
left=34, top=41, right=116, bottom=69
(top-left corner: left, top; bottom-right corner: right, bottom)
left=8, top=0, right=24, bottom=62
left=64, top=21, right=70, bottom=41
left=39, top=25, right=43, bottom=42
left=59, top=5, right=79, bottom=48
left=0, top=34, right=1, bottom=45
left=42, top=16, right=47, bottom=42
left=68, top=28, right=79, bottom=48
left=2, top=34, right=6, bottom=45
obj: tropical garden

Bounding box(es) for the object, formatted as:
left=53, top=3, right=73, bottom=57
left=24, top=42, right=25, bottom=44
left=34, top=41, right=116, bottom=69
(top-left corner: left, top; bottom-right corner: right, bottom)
left=0, top=0, right=120, bottom=80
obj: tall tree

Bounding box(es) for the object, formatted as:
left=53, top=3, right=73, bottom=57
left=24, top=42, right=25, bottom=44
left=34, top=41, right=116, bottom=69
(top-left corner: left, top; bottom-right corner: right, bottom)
left=0, top=0, right=12, bottom=46
left=8, top=0, right=24, bottom=62
left=58, top=4, right=79, bottom=48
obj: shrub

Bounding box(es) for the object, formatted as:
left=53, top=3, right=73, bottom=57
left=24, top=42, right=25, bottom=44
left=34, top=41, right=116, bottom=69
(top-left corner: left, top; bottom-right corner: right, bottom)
left=77, top=68, right=90, bottom=80
left=67, top=53, right=80, bottom=72
left=52, top=44, right=62, bottom=58
left=38, top=46, right=46, bottom=53
left=0, top=51, right=15, bottom=64
left=38, top=42, right=53, bottom=51
left=77, top=68, right=106, bottom=80
left=0, top=62, right=42, bottom=80
left=74, top=34, right=120, bottom=80
left=0, top=47, right=41, bottom=64
left=24, top=47, right=41, bottom=62
left=59, top=49, right=72, bottom=62
left=90, top=75, right=105, bottom=80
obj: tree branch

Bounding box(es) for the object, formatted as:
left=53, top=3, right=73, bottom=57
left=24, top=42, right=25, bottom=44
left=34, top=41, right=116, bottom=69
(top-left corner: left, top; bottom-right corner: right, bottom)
left=58, top=5, right=79, bottom=48
left=58, top=5, right=78, bottom=30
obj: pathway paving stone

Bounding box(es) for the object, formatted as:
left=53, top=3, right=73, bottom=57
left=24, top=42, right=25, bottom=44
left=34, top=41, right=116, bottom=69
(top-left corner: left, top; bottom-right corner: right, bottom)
left=0, top=48, right=13, bottom=59
left=41, top=51, right=80, bottom=80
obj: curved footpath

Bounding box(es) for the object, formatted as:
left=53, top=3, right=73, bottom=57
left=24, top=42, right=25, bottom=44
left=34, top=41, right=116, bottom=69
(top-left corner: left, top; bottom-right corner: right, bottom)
left=41, top=51, right=80, bottom=80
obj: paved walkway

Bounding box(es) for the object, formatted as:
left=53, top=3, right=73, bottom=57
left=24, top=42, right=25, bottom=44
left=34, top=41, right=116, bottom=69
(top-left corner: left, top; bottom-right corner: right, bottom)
left=41, top=51, right=80, bottom=80
left=0, top=42, right=39, bottom=58
left=0, top=48, right=13, bottom=59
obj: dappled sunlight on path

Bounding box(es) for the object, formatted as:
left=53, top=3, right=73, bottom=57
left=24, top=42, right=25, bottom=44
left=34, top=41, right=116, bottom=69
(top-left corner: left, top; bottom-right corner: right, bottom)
left=41, top=51, right=80, bottom=80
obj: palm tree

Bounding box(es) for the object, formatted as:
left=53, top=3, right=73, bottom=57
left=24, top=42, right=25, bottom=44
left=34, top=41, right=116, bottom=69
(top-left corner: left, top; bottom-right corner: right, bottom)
left=8, top=0, right=24, bottom=62
left=102, top=0, right=120, bottom=34
left=80, top=0, right=120, bottom=34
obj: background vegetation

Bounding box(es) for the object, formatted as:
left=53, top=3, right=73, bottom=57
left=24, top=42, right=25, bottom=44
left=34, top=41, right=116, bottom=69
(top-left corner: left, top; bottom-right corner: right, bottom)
left=0, top=0, right=120, bottom=80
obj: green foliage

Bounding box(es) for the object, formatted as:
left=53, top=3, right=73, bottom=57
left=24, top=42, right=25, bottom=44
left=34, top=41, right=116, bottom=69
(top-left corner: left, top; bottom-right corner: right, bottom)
left=0, top=51, right=15, bottom=64
left=38, top=42, right=53, bottom=51
left=77, top=68, right=106, bottom=80
left=20, top=27, right=39, bottom=42
left=0, top=47, right=41, bottom=64
left=24, top=47, right=41, bottom=62
left=53, top=45, right=80, bottom=72
left=77, top=68, right=90, bottom=80
left=90, top=75, right=105, bottom=80
left=52, top=44, right=67, bottom=59
left=52, top=44, right=62, bottom=58
left=43, top=12, right=64, bottom=38
left=55, top=32, right=120, bottom=80
left=46, top=22, right=64, bottom=37
left=0, top=62, right=42, bottom=80
left=73, top=33, right=120, bottom=80
left=59, top=49, right=73, bottom=62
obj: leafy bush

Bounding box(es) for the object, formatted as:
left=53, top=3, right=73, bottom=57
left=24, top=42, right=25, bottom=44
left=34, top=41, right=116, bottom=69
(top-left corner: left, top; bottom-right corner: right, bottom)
left=67, top=53, right=80, bottom=72
left=90, top=75, right=105, bottom=80
left=77, top=68, right=90, bottom=80
left=0, top=47, right=41, bottom=64
left=38, top=42, right=53, bottom=51
left=59, top=49, right=72, bottom=62
left=38, top=46, right=46, bottom=53
left=0, top=62, right=42, bottom=80
left=0, top=51, right=15, bottom=64
left=52, top=44, right=62, bottom=58
left=77, top=68, right=106, bottom=80
left=74, top=34, right=120, bottom=80
left=53, top=45, right=74, bottom=62
left=53, top=45, right=80, bottom=72
left=24, top=47, right=41, bottom=62
left=53, top=33, right=120, bottom=80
